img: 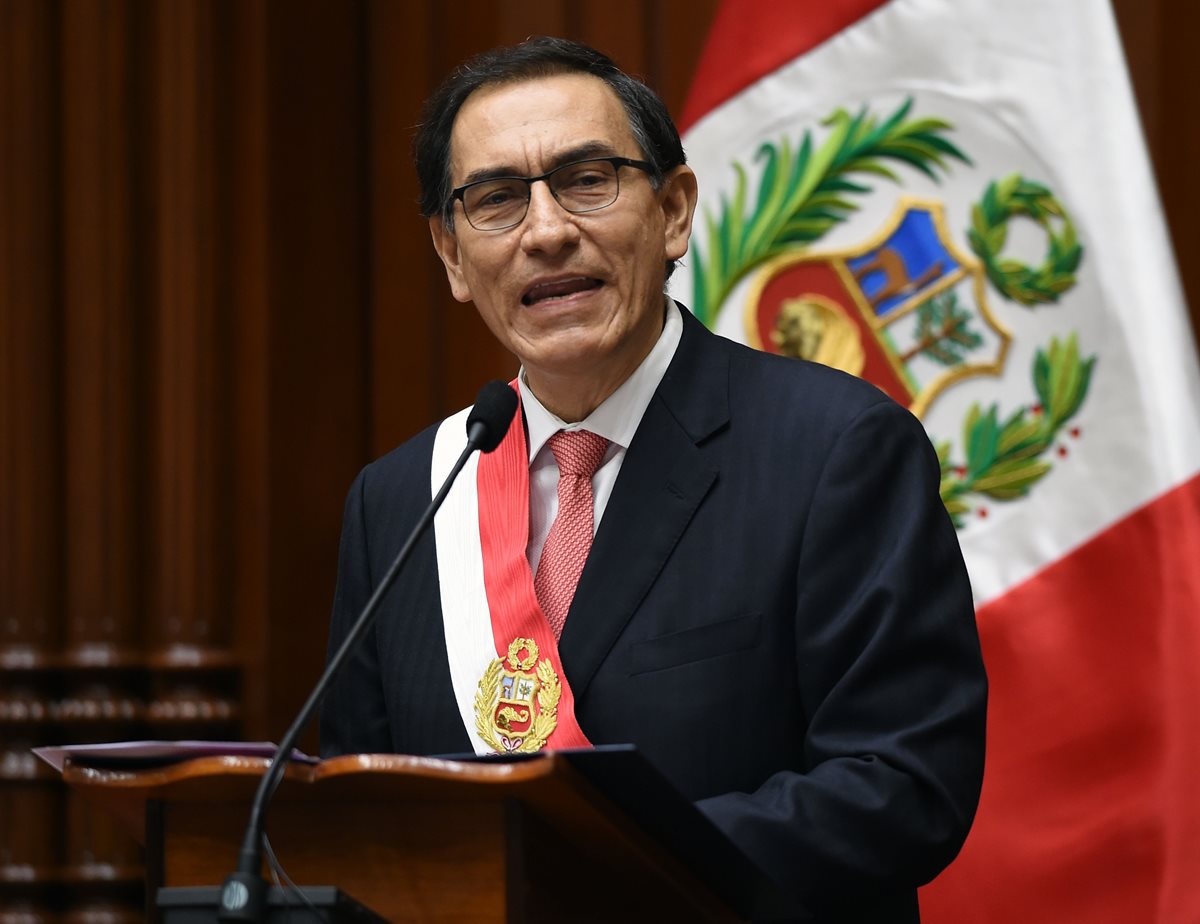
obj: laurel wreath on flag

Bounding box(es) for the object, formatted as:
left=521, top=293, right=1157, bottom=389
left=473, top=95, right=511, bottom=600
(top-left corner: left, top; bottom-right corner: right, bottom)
left=966, top=174, right=1083, bottom=306
left=936, top=335, right=1096, bottom=526
left=690, top=98, right=969, bottom=325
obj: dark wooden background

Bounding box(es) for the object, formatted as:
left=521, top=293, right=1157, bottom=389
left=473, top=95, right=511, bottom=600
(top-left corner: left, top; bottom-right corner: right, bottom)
left=1, top=1, right=1196, bottom=919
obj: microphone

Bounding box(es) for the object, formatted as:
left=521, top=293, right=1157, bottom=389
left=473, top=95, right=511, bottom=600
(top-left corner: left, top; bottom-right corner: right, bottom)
left=214, top=381, right=518, bottom=922
left=467, top=379, right=519, bottom=452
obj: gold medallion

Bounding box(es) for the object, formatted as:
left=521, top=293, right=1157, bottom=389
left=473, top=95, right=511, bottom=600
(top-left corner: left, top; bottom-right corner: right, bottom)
left=474, top=637, right=560, bottom=753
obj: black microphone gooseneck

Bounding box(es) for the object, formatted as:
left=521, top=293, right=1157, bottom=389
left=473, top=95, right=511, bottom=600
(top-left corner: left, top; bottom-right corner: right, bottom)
left=215, top=381, right=518, bottom=923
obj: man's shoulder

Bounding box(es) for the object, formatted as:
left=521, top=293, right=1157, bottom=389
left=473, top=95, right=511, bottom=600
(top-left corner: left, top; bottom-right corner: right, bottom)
left=700, top=323, right=905, bottom=433
left=354, top=417, right=445, bottom=506
left=675, top=304, right=893, bottom=412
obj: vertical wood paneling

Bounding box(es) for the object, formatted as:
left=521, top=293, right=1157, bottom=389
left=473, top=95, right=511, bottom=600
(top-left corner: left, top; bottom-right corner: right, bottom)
left=0, top=0, right=63, bottom=661
left=60, top=0, right=139, bottom=664
left=574, top=0, right=650, bottom=79
left=1, top=5, right=65, bottom=920
left=366, top=0, right=440, bottom=456
left=258, top=0, right=370, bottom=751
left=55, top=3, right=146, bottom=913
left=226, top=0, right=272, bottom=740
left=1150, top=6, right=1200, bottom=337
left=1113, top=0, right=1200, bottom=361
left=148, top=0, right=222, bottom=657
left=497, top=0, right=567, bottom=44
left=138, top=0, right=242, bottom=755
left=651, top=0, right=721, bottom=123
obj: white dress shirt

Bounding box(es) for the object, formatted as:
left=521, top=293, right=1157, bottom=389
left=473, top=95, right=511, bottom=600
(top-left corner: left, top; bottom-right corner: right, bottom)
left=521, top=297, right=684, bottom=575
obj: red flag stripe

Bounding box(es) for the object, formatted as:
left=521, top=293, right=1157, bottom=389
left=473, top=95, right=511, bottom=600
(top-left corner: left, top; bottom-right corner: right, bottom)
left=679, top=0, right=888, bottom=133
left=920, top=473, right=1200, bottom=923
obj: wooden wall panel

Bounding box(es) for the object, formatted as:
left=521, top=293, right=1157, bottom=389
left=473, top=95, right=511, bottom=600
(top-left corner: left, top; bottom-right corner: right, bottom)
left=573, top=0, right=652, bottom=78
left=256, top=0, right=370, bottom=751
left=1117, top=0, right=1200, bottom=342
left=138, top=0, right=244, bottom=746
left=1, top=7, right=63, bottom=920
left=60, top=0, right=139, bottom=664
left=498, top=0, right=568, bottom=42
left=146, top=0, right=223, bottom=658
left=366, top=0, right=441, bottom=456
left=1, top=1, right=276, bottom=916
left=0, top=0, right=63, bottom=659
left=227, top=0, right=272, bottom=756
left=58, top=0, right=147, bottom=879
left=650, top=0, right=720, bottom=125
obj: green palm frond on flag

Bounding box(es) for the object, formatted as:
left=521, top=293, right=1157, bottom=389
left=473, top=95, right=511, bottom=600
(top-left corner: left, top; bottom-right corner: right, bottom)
left=691, top=98, right=970, bottom=325
left=937, top=334, right=1096, bottom=526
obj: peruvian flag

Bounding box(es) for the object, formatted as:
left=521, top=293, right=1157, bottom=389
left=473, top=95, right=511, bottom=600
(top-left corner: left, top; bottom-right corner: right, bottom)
left=673, top=1, right=1200, bottom=921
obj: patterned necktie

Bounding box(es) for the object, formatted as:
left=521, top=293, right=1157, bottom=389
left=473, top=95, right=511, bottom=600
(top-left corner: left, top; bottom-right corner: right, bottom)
left=534, top=429, right=609, bottom=640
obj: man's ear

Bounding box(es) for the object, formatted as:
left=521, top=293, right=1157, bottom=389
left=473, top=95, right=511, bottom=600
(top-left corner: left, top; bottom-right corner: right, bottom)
left=429, top=217, right=473, bottom=303
left=660, top=165, right=699, bottom=263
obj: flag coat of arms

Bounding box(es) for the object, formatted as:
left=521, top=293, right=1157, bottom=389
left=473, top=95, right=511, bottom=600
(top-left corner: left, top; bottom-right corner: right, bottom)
left=673, top=1, right=1200, bottom=920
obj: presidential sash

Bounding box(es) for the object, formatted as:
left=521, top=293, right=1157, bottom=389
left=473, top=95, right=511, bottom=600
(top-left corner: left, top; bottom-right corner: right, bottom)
left=431, top=385, right=592, bottom=754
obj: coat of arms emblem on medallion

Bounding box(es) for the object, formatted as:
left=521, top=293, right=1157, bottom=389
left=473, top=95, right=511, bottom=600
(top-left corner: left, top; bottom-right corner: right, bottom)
left=475, top=637, right=561, bottom=753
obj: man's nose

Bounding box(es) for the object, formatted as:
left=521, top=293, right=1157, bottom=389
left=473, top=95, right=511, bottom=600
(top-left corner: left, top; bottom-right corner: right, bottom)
left=520, top=180, right=580, bottom=253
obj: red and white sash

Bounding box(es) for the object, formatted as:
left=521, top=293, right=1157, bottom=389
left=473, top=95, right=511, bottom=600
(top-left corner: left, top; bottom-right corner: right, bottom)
left=431, top=385, right=593, bottom=754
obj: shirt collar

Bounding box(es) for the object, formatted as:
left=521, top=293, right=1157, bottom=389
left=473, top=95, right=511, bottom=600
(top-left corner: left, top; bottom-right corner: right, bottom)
left=520, top=297, right=684, bottom=461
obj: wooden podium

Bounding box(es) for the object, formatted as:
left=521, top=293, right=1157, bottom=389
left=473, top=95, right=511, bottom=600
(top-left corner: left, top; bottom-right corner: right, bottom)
left=62, top=748, right=794, bottom=923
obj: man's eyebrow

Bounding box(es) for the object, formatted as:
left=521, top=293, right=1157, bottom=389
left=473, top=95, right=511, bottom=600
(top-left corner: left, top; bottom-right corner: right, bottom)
left=456, top=141, right=622, bottom=187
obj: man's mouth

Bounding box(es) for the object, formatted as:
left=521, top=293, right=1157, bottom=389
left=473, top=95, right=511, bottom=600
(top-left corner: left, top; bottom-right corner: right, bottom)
left=521, top=277, right=603, bottom=306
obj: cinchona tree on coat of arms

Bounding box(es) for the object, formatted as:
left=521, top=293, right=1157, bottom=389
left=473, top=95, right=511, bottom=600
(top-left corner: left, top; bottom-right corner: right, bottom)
left=689, top=99, right=1095, bottom=527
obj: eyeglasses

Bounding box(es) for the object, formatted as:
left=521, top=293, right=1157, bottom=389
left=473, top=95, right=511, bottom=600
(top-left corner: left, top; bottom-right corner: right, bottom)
left=450, top=156, right=655, bottom=231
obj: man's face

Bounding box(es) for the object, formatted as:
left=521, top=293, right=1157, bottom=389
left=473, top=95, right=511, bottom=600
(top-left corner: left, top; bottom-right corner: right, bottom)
left=429, top=73, right=697, bottom=410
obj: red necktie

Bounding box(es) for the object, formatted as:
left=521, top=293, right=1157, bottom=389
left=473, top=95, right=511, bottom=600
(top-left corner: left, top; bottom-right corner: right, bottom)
left=534, top=430, right=609, bottom=640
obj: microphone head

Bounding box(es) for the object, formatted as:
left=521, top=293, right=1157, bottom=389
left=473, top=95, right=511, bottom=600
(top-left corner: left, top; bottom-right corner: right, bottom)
left=466, top=381, right=519, bottom=453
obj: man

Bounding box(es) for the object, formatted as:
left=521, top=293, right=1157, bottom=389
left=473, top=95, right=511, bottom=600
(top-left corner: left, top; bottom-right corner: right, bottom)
left=321, top=36, right=986, bottom=922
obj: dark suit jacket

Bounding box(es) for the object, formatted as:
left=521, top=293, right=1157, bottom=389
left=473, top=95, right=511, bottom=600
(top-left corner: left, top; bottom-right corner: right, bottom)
left=320, top=307, right=987, bottom=922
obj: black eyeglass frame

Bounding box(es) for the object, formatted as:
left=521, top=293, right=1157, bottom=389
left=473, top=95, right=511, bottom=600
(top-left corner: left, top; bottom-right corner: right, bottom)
left=449, top=156, right=656, bottom=231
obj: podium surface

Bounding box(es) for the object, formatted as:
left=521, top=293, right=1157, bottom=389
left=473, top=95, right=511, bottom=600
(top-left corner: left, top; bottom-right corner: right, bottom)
left=63, top=749, right=791, bottom=923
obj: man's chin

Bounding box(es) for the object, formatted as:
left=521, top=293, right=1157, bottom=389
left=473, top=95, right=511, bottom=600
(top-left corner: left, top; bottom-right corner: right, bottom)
left=521, top=344, right=608, bottom=382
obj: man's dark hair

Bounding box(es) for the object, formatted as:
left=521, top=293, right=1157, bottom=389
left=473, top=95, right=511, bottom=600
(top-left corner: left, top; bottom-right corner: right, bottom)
left=414, top=36, right=687, bottom=232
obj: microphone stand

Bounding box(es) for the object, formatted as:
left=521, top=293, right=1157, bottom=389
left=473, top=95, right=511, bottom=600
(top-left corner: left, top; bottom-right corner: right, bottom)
left=210, top=383, right=517, bottom=923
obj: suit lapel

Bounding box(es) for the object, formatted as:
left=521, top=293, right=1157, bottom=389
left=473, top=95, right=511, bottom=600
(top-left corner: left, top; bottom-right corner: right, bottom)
left=559, top=308, right=730, bottom=702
